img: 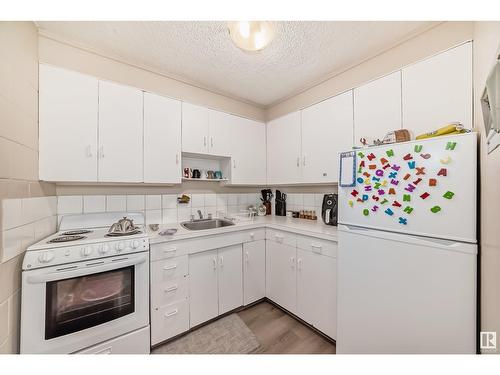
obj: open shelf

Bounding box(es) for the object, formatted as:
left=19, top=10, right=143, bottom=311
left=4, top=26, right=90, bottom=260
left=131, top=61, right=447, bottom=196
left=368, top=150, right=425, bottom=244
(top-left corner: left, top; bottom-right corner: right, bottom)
left=182, top=177, right=229, bottom=182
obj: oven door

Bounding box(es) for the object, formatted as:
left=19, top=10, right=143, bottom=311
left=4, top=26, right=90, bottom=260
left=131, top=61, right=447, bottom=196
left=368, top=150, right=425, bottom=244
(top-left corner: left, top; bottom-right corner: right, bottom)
left=21, top=252, right=149, bottom=354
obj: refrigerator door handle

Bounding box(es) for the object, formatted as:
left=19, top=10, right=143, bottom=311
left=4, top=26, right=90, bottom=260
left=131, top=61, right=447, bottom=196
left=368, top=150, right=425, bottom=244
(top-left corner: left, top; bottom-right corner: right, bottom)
left=339, top=225, right=477, bottom=255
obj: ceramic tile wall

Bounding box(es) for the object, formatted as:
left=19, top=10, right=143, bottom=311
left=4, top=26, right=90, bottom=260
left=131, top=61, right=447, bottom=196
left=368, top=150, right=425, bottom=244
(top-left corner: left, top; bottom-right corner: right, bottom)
left=1, top=197, right=57, bottom=263
left=57, top=193, right=262, bottom=226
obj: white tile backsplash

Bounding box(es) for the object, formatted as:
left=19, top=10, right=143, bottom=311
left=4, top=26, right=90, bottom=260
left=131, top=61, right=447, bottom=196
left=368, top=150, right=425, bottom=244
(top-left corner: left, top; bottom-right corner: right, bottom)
left=2, top=199, right=23, bottom=230
left=126, top=195, right=145, bottom=211
left=57, top=196, right=83, bottom=215
left=190, top=194, right=205, bottom=208
left=145, top=209, right=162, bottom=225
left=145, top=195, right=161, bottom=210
left=83, top=196, right=106, bottom=213
left=162, top=208, right=177, bottom=224
left=204, top=193, right=216, bottom=207
left=106, top=195, right=126, bottom=212
left=162, top=194, right=177, bottom=209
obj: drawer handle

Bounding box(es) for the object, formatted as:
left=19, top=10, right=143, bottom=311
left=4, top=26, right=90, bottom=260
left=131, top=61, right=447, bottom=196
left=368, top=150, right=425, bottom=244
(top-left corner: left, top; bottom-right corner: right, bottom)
left=164, top=309, right=179, bottom=318
left=297, top=258, right=302, bottom=270
left=163, top=248, right=177, bottom=253
left=250, top=232, right=255, bottom=238
left=311, top=243, right=322, bottom=253
left=290, top=256, right=295, bottom=268
left=95, top=347, right=112, bottom=354
left=163, top=264, right=177, bottom=271
left=275, top=234, right=284, bottom=242
left=245, top=251, right=249, bottom=262
left=164, top=284, right=178, bottom=293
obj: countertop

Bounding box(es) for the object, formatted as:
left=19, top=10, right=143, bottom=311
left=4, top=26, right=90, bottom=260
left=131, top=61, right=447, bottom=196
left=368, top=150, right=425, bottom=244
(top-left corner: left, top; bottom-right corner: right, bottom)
left=147, top=216, right=338, bottom=244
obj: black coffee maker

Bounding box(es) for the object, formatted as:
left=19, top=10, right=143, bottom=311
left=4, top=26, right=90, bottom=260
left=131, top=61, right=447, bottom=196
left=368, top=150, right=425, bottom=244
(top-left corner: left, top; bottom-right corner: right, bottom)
left=322, top=194, right=338, bottom=226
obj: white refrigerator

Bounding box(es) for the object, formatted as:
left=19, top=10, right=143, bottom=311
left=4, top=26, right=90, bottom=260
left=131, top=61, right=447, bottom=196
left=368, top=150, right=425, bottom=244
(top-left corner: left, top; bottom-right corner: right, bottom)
left=337, top=133, right=477, bottom=354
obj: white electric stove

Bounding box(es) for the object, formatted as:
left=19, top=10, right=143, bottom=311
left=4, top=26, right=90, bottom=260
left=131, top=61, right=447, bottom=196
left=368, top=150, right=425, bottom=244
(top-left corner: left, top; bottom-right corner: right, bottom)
left=21, top=212, right=151, bottom=354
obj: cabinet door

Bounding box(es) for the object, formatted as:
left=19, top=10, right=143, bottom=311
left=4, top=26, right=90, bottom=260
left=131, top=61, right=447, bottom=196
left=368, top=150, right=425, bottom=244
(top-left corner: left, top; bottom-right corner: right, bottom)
left=39, top=64, right=98, bottom=181
left=266, top=111, right=302, bottom=184
left=208, top=110, right=234, bottom=157
left=297, top=249, right=337, bottom=339
left=354, top=71, right=402, bottom=147
left=301, top=91, right=353, bottom=183
left=265, top=240, right=297, bottom=313
left=98, top=81, right=143, bottom=182
left=144, top=92, right=181, bottom=183
left=218, top=245, right=243, bottom=314
left=181, top=102, right=209, bottom=154
left=243, top=240, right=266, bottom=305
left=402, top=42, right=472, bottom=137
left=189, top=249, right=218, bottom=327
left=231, top=117, right=267, bottom=185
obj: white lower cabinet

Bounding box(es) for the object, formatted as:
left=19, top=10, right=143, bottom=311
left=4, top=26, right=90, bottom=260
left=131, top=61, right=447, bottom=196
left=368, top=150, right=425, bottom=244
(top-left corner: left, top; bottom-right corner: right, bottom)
left=265, top=240, right=297, bottom=314
left=218, top=245, right=244, bottom=314
left=243, top=240, right=266, bottom=305
left=297, top=249, right=337, bottom=339
left=151, top=300, right=190, bottom=346
left=189, top=249, right=219, bottom=327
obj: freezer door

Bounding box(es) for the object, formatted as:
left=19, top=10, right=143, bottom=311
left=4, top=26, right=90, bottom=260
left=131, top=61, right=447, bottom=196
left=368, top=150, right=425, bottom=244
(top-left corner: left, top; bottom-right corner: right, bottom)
left=338, top=133, right=477, bottom=243
left=337, top=225, right=477, bottom=354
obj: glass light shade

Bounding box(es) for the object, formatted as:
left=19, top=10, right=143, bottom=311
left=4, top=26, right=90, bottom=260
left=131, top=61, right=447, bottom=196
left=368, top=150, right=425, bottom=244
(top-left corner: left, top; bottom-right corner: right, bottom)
left=228, top=21, right=275, bottom=52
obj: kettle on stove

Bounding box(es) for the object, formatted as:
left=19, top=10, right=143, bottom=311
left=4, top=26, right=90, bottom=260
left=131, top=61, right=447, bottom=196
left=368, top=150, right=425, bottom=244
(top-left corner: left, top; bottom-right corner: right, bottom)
left=321, top=194, right=338, bottom=226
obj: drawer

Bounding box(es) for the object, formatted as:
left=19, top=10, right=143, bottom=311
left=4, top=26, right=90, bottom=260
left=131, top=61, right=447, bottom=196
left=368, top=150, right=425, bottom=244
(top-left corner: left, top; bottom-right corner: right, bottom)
left=151, top=255, right=188, bottom=284
left=151, top=275, right=189, bottom=308
left=151, top=299, right=189, bottom=345
left=150, top=241, right=189, bottom=262
left=266, top=228, right=296, bottom=247
left=76, top=327, right=150, bottom=354
left=243, top=228, right=266, bottom=243
left=296, top=235, right=337, bottom=258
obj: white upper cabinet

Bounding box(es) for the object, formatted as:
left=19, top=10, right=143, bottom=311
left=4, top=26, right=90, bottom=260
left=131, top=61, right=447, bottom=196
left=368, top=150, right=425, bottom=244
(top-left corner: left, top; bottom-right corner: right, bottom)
left=98, top=81, right=143, bottom=182
left=181, top=102, right=209, bottom=154
left=230, top=117, right=267, bottom=185
left=208, top=110, right=233, bottom=157
left=402, top=42, right=473, bottom=137
left=39, top=64, right=98, bottom=182
left=301, top=91, right=353, bottom=183
left=267, top=111, right=302, bottom=185
left=354, top=71, right=402, bottom=147
left=143, top=93, right=182, bottom=184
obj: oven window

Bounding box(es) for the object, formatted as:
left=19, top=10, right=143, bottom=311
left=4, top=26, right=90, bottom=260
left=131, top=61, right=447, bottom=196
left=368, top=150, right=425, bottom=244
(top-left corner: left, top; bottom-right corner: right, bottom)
left=45, top=266, right=135, bottom=340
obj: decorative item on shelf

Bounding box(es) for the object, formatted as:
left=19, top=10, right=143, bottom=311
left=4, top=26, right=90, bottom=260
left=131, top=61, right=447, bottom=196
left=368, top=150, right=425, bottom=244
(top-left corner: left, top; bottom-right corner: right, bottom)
left=177, top=194, right=191, bottom=204
left=415, top=122, right=469, bottom=140
left=192, top=169, right=201, bottom=179
left=206, top=170, right=215, bottom=179
left=183, top=168, right=192, bottom=179
left=214, top=170, right=223, bottom=179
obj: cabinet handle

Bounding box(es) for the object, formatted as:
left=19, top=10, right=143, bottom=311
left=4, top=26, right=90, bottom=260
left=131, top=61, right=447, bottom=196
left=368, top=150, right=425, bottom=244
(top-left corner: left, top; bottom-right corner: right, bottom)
left=204, top=136, right=207, bottom=147
left=164, top=284, right=178, bottom=293
left=303, top=155, right=306, bottom=166
left=245, top=251, right=249, bottom=262
left=311, top=243, right=322, bottom=253
left=211, top=136, right=214, bottom=148
left=290, top=256, right=296, bottom=268
left=163, top=247, right=177, bottom=254
left=249, top=232, right=254, bottom=239
left=99, top=145, right=105, bottom=158
left=219, top=255, right=224, bottom=268
left=164, top=309, right=178, bottom=318
left=176, top=153, right=179, bottom=164
left=163, top=264, right=177, bottom=271
left=213, top=257, right=217, bottom=270
left=296, top=157, right=300, bottom=167
left=233, top=159, right=236, bottom=169
left=275, top=234, right=284, bottom=242
left=86, top=145, right=92, bottom=157
left=297, top=258, right=302, bottom=270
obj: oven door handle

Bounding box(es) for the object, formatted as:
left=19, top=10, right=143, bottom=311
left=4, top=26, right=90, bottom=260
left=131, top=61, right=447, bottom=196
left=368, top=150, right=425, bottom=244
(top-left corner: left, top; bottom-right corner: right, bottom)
left=26, top=254, right=148, bottom=284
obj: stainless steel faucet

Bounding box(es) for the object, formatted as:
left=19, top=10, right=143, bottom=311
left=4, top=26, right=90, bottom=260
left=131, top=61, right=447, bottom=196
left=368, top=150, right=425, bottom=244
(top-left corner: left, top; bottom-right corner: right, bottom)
left=197, top=209, right=203, bottom=220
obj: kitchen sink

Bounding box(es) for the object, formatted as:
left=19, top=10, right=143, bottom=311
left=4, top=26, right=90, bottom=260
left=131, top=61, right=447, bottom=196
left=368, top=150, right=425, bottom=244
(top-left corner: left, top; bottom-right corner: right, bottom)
left=180, top=218, right=235, bottom=231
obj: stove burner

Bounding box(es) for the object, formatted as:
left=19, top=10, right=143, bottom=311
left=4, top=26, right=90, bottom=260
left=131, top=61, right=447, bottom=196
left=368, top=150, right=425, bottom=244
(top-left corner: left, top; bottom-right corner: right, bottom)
left=105, top=230, right=142, bottom=237
left=48, top=235, right=86, bottom=244
left=61, top=229, right=93, bottom=236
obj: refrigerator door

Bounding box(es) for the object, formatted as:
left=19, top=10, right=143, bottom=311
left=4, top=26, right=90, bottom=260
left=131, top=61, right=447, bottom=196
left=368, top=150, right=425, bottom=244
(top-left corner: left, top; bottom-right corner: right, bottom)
left=337, top=225, right=477, bottom=354
left=338, top=133, right=477, bottom=243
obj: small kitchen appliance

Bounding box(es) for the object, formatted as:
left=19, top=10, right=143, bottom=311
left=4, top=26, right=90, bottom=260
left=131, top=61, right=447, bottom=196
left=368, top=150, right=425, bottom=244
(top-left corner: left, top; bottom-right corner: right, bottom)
left=321, top=193, right=338, bottom=226
left=20, top=212, right=150, bottom=354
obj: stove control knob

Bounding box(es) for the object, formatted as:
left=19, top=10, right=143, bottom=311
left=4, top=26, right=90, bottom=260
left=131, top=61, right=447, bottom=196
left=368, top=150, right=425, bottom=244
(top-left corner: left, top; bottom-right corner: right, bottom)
left=131, top=240, right=140, bottom=249
left=38, top=251, right=55, bottom=264
left=100, top=244, right=110, bottom=254
left=115, top=242, right=125, bottom=252
left=81, top=246, right=93, bottom=257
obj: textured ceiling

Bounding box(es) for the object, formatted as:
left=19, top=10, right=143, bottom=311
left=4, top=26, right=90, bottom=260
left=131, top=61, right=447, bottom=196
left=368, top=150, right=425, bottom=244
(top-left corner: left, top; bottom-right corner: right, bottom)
left=36, top=21, right=436, bottom=107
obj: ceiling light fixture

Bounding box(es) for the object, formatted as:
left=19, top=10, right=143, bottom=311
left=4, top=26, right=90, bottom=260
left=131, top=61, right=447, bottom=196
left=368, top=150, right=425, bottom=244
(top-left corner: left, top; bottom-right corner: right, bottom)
left=228, top=21, right=275, bottom=52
